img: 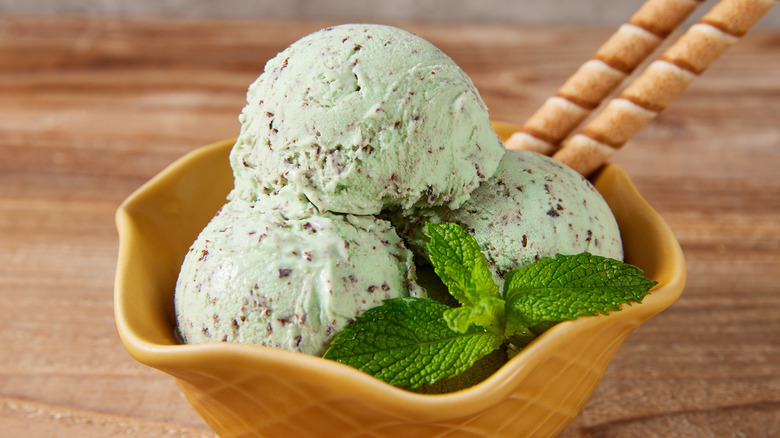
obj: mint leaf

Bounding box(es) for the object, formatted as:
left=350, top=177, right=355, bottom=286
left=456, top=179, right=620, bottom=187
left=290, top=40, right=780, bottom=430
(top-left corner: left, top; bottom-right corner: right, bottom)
left=503, top=253, right=657, bottom=335
left=425, top=222, right=500, bottom=306
left=323, top=297, right=504, bottom=389
left=443, top=297, right=505, bottom=334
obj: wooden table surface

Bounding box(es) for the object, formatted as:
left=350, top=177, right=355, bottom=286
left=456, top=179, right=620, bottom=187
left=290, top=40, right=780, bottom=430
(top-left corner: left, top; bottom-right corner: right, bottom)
left=2, top=16, right=779, bottom=437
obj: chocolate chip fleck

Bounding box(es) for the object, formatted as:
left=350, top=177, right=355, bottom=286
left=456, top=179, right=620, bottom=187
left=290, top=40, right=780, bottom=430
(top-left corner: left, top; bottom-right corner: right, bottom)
left=279, top=268, right=293, bottom=278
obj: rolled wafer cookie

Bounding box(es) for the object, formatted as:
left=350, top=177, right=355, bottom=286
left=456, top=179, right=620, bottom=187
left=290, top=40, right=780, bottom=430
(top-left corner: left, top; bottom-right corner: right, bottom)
left=553, top=0, right=778, bottom=177
left=506, top=0, right=705, bottom=154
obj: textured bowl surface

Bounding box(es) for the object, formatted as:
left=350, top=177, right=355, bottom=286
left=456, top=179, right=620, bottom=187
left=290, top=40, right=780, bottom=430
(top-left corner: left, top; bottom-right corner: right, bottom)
left=114, top=121, right=686, bottom=438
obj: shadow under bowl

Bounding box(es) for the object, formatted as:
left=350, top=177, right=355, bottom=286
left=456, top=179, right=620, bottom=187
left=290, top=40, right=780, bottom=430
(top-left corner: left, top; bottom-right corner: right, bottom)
left=114, top=121, right=686, bottom=438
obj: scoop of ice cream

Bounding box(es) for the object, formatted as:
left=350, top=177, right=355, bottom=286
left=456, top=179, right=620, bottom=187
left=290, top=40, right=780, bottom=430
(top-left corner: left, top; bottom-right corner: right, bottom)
left=174, top=188, right=424, bottom=356
left=229, top=23, right=504, bottom=215
left=391, top=150, right=623, bottom=287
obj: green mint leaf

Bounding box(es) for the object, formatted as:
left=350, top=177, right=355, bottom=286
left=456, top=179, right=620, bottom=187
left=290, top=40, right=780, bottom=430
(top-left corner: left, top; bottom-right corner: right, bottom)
left=443, top=297, right=505, bottom=334
left=503, top=253, right=657, bottom=335
left=323, top=297, right=504, bottom=389
left=425, top=222, right=500, bottom=307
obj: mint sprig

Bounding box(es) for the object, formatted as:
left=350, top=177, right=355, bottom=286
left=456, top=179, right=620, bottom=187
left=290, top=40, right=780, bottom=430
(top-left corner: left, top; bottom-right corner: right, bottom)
left=323, top=223, right=657, bottom=389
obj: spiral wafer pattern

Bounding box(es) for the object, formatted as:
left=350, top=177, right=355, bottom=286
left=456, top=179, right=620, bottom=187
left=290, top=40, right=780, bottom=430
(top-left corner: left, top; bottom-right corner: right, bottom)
left=553, top=0, right=778, bottom=176
left=506, top=0, right=705, bottom=154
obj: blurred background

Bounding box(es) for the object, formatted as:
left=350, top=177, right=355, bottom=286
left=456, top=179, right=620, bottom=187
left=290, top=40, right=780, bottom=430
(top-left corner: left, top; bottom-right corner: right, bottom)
left=2, top=0, right=779, bottom=26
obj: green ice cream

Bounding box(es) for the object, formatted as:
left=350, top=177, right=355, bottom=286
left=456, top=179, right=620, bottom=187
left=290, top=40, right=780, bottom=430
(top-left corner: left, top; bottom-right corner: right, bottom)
left=392, top=150, right=623, bottom=287
left=175, top=23, right=623, bottom=374
left=175, top=188, right=424, bottom=356
left=229, top=24, right=505, bottom=215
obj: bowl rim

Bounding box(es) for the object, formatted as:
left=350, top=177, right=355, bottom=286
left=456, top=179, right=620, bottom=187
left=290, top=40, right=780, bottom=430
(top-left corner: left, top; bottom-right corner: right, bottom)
left=114, top=122, right=686, bottom=420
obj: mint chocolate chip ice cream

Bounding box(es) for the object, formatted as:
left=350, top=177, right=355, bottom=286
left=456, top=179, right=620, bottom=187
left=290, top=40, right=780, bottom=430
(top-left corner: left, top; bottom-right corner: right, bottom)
left=174, top=24, right=623, bottom=368
left=229, top=24, right=504, bottom=215
left=391, top=150, right=623, bottom=287
left=175, top=188, right=423, bottom=356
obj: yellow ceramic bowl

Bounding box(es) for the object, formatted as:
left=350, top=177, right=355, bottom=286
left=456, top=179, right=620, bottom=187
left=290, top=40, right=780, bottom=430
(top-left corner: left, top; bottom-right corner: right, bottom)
left=115, top=122, right=686, bottom=438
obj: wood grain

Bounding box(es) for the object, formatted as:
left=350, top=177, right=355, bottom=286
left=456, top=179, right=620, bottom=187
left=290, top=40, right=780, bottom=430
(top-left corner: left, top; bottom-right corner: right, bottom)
left=1, top=16, right=778, bottom=437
